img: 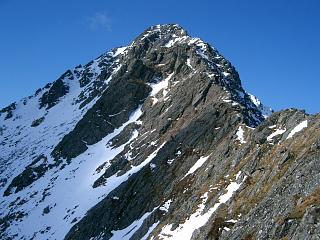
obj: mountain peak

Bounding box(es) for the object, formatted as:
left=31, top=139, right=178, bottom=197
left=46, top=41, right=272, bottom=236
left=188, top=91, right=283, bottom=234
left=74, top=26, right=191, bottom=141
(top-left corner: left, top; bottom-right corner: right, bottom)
left=131, top=23, right=190, bottom=50
left=138, top=23, right=187, bottom=39
left=117, top=24, right=269, bottom=127
left=7, top=25, right=320, bottom=240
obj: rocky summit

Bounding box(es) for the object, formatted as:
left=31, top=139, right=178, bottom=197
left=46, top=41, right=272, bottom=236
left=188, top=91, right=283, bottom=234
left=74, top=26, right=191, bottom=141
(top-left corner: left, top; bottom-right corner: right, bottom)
left=0, top=24, right=319, bottom=240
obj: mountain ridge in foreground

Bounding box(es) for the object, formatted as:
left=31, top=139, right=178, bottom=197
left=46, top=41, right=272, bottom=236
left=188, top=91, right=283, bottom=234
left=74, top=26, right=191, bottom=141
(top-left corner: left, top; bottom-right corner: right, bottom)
left=0, top=24, right=319, bottom=240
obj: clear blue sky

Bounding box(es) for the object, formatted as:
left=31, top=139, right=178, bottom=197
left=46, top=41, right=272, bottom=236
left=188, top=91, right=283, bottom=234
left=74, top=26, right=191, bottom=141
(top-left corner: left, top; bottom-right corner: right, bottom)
left=0, top=0, right=319, bottom=113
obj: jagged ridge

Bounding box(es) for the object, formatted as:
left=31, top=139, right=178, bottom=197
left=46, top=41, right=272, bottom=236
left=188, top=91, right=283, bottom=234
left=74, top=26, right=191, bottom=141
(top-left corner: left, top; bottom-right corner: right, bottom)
left=0, top=24, right=318, bottom=240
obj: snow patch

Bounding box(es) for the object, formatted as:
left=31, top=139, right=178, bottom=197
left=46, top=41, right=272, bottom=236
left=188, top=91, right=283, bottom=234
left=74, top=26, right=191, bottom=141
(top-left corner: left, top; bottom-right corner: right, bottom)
left=141, top=221, right=160, bottom=240
left=236, top=126, right=246, bottom=144
left=149, top=73, right=174, bottom=105
left=167, top=159, right=175, bottom=165
left=248, top=93, right=272, bottom=118
left=159, top=173, right=247, bottom=240
left=184, top=155, right=211, bottom=177
left=110, top=206, right=158, bottom=240
left=286, top=120, right=308, bottom=139
left=222, top=72, right=230, bottom=77
left=160, top=199, right=172, bottom=213
left=113, top=47, right=127, bottom=57
left=226, top=219, right=237, bottom=223
left=186, top=59, right=194, bottom=70
left=267, top=128, right=286, bottom=141
left=150, top=163, right=157, bottom=170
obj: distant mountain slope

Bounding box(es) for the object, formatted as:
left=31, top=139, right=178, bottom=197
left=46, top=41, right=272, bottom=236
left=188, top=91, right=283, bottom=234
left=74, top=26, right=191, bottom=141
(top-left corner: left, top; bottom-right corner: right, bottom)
left=1, top=24, right=319, bottom=240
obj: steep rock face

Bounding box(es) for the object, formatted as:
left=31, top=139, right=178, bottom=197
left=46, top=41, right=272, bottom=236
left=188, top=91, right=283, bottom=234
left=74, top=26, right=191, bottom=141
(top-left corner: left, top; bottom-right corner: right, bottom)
left=0, top=24, right=319, bottom=240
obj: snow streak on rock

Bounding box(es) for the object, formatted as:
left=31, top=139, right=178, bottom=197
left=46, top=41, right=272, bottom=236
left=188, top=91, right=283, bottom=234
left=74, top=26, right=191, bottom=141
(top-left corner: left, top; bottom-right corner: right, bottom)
left=159, top=173, right=247, bottom=240
left=286, top=120, right=308, bottom=139
left=184, top=155, right=211, bottom=177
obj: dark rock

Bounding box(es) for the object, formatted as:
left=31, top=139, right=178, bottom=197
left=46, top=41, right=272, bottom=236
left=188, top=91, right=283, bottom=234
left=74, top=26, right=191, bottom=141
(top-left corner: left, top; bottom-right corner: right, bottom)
left=0, top=103, right=16, bottom=120
left=31, top=117, right=45, bottom=127
left=3, top=155, right=48, bottom=196
left=39, top=78, right=69, bottom=109
left=42, top=206, right=50, bottom=215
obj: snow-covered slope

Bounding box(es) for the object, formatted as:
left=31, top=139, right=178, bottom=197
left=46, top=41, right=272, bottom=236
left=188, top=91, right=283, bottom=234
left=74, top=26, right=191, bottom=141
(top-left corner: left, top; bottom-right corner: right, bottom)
left=0, top=47, right=130, bottom=238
